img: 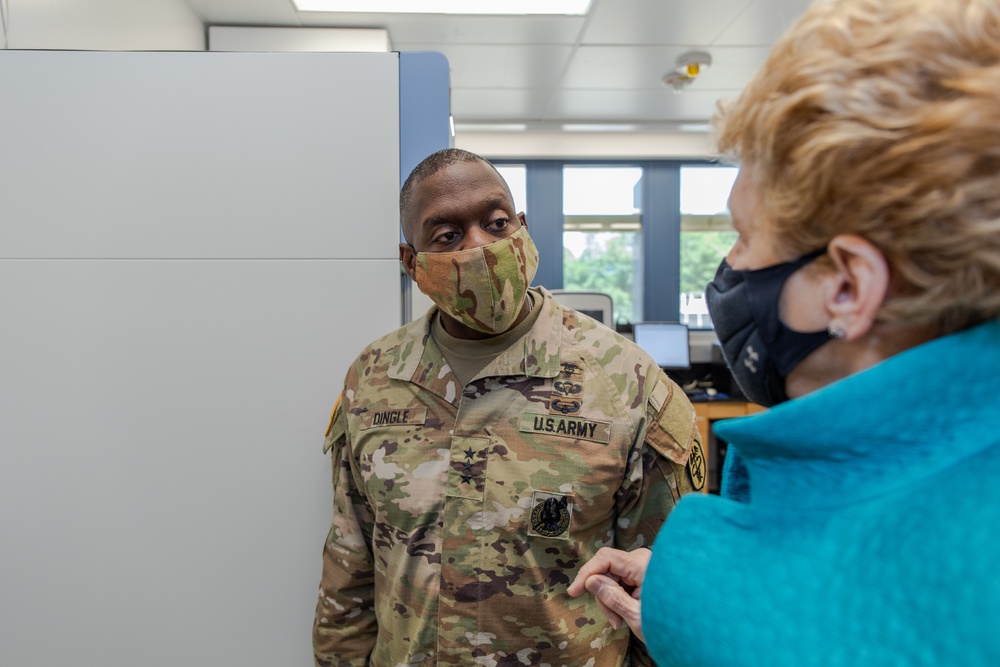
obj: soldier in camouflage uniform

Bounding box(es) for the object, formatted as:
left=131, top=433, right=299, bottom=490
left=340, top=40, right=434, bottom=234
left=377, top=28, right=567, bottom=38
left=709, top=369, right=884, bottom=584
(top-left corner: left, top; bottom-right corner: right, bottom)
left=313, top=148, right=704, bottom=666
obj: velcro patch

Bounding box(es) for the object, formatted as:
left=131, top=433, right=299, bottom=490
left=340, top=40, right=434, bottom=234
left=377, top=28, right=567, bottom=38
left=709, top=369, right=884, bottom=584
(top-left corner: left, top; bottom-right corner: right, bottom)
left=519, top=413, right=611, bottom=444
left=528, top=490, right=573, bottom=539
left=644, top=379, right=705, bottom=491
left=325, top=393, right=342, bottom=438
left=359, top=407, right=427, bottom=430
left=323, top=394, right=346, bottom=454
left=644, top=379, right=696, bottom=464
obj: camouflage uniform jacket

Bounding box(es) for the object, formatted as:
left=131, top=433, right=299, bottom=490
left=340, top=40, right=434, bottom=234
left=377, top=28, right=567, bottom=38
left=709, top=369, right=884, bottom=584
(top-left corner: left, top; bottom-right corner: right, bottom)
left=314, top=287, right=704, bottom=667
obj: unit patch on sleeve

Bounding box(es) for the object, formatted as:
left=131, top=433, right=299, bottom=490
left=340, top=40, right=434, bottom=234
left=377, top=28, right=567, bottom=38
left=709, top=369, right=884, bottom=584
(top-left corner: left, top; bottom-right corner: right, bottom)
left=687, top=438, right=706, bottom=491
left=359, top=406, right=428, bottom=430
left=528, top=490, right=573, bottom=539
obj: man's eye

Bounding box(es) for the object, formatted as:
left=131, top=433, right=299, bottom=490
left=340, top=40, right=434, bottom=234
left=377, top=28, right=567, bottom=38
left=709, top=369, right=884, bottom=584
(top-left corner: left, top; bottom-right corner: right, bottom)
left=489, top=217, right=510, bottom=230
left=434, top=231, right=458, bottom=244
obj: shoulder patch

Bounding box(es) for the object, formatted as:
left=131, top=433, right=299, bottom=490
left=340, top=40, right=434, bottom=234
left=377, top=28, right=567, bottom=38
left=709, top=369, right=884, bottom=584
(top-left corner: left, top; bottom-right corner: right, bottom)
left=323, top=393, right=347, bottom=454
left=643, top=377, right=696, bottom=464
left=324, top=394, right=342, bottom=437
left=644, top=377, right=706, bottom=491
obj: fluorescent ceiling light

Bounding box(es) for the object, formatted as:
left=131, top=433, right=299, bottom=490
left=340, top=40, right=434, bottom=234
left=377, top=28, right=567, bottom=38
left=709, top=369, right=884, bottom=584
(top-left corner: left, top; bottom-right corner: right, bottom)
left=294, top=0, right=592, bottom=15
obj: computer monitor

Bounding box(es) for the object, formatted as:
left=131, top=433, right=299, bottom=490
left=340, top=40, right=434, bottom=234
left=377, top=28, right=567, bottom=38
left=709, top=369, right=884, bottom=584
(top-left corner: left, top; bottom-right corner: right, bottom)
left=549, top=290, right=614, bottom=328
left=632, top=322, right=691, bottom=370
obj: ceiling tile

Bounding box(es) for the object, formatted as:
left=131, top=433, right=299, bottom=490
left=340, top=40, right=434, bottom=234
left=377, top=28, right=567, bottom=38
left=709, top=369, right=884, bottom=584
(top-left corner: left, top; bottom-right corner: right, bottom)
left=562, top=45, right=771, bottom=89
left=582, top=0, right=755, bottom=45
left=393, top=43, right=574, bottom=88
left=298, top=13, right=585, bottom=44
left=59, top=0, right=814, bottom=129
left=450, top=88, right=552, bottom=122
left=712, top=0, right=813, bottom=45
left=544, top=88, right=742, bottom=123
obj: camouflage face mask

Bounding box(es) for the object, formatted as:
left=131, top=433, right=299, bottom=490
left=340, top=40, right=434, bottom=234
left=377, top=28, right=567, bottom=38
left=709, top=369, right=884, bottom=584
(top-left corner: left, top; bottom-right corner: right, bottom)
left=414, top=225, right=539, bottom=334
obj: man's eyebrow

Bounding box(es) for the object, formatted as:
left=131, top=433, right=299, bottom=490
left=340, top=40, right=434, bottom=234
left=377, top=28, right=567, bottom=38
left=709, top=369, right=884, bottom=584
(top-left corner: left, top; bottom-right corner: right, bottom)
left=419, top=196, right=512, bottom=228
left=484, top=196, right=509, bottom=210
left=420, top=214, right=452, bottom=228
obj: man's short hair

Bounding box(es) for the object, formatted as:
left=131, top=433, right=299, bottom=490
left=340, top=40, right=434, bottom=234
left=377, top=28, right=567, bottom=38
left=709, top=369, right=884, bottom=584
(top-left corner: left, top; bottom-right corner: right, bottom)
left=399, top=148, right=511, bottom=242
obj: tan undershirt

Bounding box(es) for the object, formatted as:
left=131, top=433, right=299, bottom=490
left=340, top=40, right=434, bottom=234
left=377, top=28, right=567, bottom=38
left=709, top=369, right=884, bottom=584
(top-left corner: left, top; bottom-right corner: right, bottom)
left=432, top=291, right=542, bottom=388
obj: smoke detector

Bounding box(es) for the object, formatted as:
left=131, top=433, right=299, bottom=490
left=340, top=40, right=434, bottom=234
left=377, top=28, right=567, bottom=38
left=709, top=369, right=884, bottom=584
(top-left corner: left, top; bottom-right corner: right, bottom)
left=662, top=51, right=712, bottom=92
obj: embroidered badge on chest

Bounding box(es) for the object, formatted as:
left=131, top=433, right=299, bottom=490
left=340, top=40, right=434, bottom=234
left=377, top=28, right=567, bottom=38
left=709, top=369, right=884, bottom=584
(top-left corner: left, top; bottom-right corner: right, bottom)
left=549, top=360, right=585, bottom=416
left=529, top=491, right=572, bottom=539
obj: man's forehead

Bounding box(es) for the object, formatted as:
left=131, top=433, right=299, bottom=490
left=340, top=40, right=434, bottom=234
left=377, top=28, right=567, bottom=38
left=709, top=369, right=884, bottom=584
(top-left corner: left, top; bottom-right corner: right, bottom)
left=420, top=160, right=504, bottom=191
left=412, top=165, right=511, bottom=213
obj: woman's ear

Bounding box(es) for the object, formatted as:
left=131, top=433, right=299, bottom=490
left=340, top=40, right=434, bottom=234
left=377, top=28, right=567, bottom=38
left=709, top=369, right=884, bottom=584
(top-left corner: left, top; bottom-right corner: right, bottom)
left=399, top=243, right=418, bottom=282
left=824, top=234, right=890, bottom=340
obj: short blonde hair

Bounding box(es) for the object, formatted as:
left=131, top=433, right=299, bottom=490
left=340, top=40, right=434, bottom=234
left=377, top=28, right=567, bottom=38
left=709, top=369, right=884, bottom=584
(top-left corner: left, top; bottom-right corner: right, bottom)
left=715, top=0, right=1000, bottom=334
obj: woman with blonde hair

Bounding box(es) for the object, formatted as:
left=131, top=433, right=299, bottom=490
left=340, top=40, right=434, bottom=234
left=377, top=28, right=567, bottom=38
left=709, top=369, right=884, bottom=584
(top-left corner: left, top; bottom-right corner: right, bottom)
left=569, top=0, right=1000, bottom=664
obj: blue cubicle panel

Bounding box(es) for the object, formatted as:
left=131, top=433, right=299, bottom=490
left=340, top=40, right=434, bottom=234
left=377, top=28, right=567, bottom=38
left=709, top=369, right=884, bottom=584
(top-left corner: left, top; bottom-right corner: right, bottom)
left=398, top=50, right=452, bottom=324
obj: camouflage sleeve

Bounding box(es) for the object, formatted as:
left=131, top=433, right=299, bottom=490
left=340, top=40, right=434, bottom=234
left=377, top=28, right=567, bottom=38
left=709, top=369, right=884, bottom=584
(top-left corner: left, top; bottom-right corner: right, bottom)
left=639, top=371, right=705, bottom=503
left=312, top=392, right=378, bottom=667
left=614, top=372, right=702, bottom=548
left=615, top=371, right=703, bottom=666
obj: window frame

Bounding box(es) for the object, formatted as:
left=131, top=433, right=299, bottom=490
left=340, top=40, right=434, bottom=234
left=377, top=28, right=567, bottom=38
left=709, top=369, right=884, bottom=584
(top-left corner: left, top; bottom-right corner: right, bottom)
left=491, top=158, right=723, bottom=324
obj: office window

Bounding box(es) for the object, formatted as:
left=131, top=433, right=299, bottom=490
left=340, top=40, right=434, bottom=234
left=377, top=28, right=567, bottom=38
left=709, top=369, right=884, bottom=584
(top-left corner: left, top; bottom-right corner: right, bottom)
left=679, top=166, right=738, bottom=329
left=495, top=164, right=527, bottom=215
left=562, top=165, right=643, bottom=324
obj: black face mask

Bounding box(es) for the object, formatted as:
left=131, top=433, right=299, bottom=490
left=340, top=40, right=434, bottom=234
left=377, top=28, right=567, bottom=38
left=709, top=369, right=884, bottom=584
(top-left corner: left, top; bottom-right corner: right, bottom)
left=705, top=248, right=831, bottom=407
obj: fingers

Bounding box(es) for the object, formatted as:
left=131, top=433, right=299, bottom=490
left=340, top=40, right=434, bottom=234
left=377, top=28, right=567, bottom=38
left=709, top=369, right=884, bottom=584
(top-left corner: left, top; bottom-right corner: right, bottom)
left=583, top=574, right=645, bottom=643
left=568, top=547, right=619, bottom=596
left=568, top=547, right=651, bottom=597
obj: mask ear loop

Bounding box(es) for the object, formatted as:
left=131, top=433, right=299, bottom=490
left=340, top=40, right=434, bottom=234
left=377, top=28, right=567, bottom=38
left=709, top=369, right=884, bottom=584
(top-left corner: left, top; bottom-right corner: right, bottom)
left=741, top=247, right=828, bottom=343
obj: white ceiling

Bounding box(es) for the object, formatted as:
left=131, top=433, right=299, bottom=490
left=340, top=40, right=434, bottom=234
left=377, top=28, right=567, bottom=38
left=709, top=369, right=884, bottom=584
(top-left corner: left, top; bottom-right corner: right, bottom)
left=186, top=0, right=814, bottom=132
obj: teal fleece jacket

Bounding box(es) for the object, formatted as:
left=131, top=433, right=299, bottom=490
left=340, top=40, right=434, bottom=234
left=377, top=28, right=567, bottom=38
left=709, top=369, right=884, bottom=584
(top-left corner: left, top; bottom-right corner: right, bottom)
left=643, top=319, right=1000, bottom=666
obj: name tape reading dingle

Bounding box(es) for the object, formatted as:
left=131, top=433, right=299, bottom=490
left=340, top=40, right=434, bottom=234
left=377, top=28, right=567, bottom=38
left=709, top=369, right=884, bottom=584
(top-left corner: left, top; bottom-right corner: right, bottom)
left=360, top=407, right=428, bottom=430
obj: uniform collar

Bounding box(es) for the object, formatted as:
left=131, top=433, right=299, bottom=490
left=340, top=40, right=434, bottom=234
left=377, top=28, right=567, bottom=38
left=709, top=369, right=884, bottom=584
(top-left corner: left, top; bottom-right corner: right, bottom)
left=388, top=287, right=564, bottom=403
left=715, top=318, right=1000, bottom=508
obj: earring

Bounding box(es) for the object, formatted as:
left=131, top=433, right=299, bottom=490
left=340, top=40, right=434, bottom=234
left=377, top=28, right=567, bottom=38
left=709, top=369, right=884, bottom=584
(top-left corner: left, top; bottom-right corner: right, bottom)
left=828, top=325, right=847, bottom=340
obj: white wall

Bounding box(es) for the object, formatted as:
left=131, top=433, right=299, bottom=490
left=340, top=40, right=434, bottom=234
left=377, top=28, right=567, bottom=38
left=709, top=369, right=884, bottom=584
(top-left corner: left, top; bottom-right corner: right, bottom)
left=4, top=0, right=205, bottom=51
left=0, top=50, right=401, bottom=667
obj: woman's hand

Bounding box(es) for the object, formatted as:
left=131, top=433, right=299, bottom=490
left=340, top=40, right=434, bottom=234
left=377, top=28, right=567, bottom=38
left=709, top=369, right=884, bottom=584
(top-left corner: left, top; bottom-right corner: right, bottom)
left=567, top=547, right=651, bottom=643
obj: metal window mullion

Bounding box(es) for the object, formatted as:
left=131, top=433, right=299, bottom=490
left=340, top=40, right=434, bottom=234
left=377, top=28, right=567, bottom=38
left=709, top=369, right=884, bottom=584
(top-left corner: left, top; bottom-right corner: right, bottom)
left=524, top=161, right=564, bottom=290
left=641, top=162, right=682, bottom=322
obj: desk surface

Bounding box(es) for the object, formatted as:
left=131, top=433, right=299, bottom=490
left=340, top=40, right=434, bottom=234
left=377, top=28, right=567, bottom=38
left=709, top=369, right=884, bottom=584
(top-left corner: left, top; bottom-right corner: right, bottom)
left=691, top=401, right=765, bottom=493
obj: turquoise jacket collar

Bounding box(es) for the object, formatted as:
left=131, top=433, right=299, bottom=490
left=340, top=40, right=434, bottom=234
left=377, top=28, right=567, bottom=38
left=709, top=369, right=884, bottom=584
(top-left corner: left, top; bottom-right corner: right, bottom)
left=715, top=318, right=1000, bottom=509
